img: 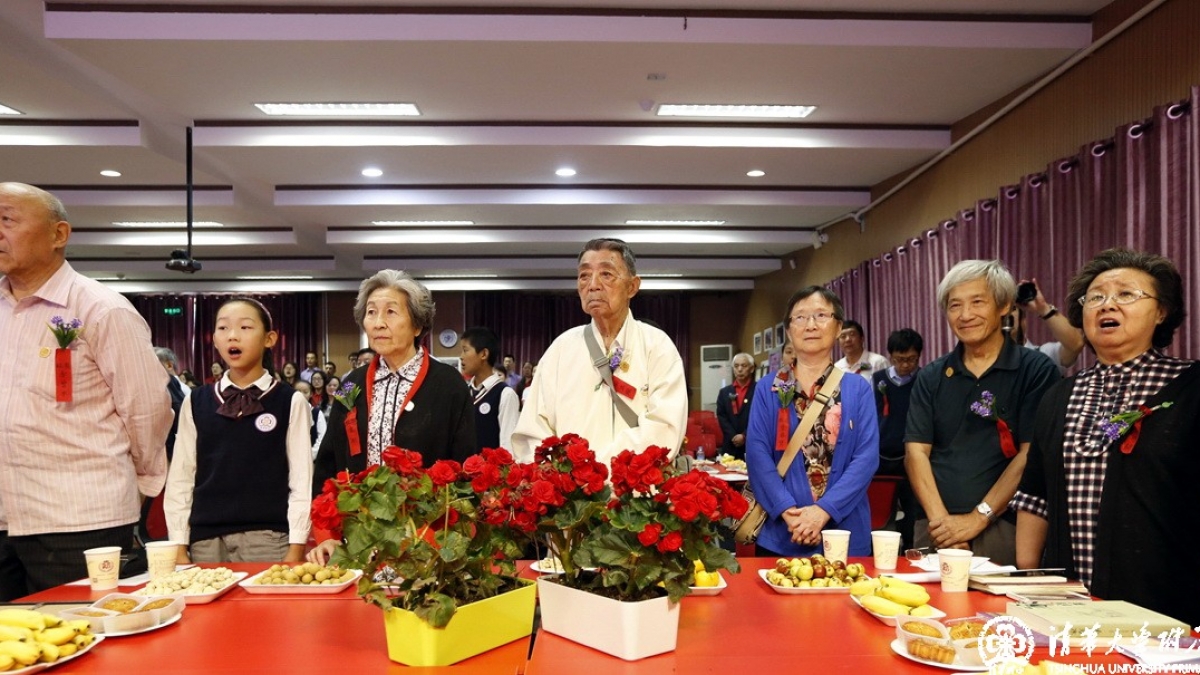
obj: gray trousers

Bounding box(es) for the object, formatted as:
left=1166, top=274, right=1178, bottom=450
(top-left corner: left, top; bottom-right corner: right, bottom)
left=190, top=530, right=289, bottom=563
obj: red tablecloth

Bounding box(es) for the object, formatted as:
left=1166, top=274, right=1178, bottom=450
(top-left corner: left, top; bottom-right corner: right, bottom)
left=15, top=559, right=1158, bottom=674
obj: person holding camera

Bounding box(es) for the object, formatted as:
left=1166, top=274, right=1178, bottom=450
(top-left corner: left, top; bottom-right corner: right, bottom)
left=1010, top=278, right=1085, bottom=375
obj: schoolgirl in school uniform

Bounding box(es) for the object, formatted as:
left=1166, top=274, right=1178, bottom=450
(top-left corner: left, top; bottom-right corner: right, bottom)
left=164, top=297, right=312, bottom=563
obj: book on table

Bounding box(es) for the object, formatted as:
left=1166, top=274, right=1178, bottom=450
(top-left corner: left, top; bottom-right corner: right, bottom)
left=1005, top=600, right=1191, bottom=638
left=968, top=569, right=1087, bottom=596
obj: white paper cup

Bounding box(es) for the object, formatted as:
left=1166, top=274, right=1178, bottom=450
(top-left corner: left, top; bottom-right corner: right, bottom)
left=871, top=530, right=901, bottom=571
left=144, top=541, right=180, bottom=580
left=938, top=548, right=974, bottom=592
left=84, top=546, right=122, bottom=591
left=821, top=529, right=851, bottom=563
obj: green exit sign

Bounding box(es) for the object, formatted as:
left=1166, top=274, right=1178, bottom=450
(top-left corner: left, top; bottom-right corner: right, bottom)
left=163, top=307, right=183, bottom=316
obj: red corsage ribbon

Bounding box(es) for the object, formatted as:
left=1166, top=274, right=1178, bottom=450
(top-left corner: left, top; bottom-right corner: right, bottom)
left=54, top=348, right=73, bottom=403
left=1119, top=405, right=1153, bottom=455
left=611, top=374, right=637, bottom=400
left=996, top=419, right=1017, bottom=459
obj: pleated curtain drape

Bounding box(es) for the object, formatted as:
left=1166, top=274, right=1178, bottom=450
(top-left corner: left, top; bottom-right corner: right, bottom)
left=833, top=86, right=1199, bottom=363
left=464, top=292, right=690, bottom=372
left=128, top=293, right=326, bottom=377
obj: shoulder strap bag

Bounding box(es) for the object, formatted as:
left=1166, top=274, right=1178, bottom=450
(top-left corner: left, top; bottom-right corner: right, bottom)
left=583, top=326, right=640, bottom=429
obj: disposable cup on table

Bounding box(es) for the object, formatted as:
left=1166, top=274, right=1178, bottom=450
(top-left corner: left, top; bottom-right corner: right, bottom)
left=821, top=529, right=851, bottom=563
left=937, top=548, right=974, bottom=592
left=144, top=541, right=181, bottom=580
left=84, top=546, right=122, bottom=591
left=871, top=531, right=901, bottom=570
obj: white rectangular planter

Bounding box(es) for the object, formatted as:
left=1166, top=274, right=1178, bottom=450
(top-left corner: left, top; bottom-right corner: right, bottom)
left=536, top=576, right=680, bottom=661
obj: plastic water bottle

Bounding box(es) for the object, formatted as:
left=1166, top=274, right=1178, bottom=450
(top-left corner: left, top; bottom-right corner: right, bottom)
left=696, top=446, right=705, bottom=463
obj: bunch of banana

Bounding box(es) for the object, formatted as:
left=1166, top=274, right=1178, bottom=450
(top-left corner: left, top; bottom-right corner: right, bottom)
left=857, top=576, right=940, bottom=618
left=0, top=608, right=96, bottom=671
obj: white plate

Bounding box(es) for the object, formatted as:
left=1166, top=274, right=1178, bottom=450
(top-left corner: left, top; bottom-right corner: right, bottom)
left=688, top=572, right=727, bottom=596
left=850, top=593, right=946, bottom=626
left=909, top=556, right=993, bottom=573
left=757, top=569, right=853, bottom=594
left=238, top=569, right=362, bottom=594
left=889, top=638, right=989, bottom=672
left=102, top=611, right=183, bottom=637
left=135, top=571, right=248, bottom=604
left=9, top=635, right=104, bottom=675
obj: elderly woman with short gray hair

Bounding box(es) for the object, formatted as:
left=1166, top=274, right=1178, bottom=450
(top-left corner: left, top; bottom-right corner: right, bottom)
left=309, top=271, right=475, bottom=562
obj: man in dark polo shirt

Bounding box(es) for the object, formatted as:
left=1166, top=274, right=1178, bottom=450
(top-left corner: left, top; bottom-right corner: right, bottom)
left=904, top=260, right=1058, bottom=565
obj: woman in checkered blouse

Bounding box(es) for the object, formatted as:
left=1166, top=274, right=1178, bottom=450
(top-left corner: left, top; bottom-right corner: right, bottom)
left=1012, top=248, right=1199, bottom=625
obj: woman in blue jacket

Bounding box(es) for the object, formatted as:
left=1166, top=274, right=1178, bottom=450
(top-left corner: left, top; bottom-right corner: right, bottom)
left=745, top=286, right=879, bottom=558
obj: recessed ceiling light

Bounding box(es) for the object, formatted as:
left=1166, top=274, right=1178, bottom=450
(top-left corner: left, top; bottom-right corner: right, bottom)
left=746, top=170, right=766, bottom=177
left=0, top=104, right=22, bottom=116
left=361, top=167, right=384, bottom=178
left=254, top=103, right=420, bottom=117
left=425, top=274, right=499, bottom=279
left=372, top=220, right=475, bottom=226
left=656, top=104, right=816, bottom=119
left=625, top=220, right=726, bottom=226
left=113, top=221, right=224, bottom=228
left=100, top=169, right=122, bottom=178
left=555, top=167, right=577, bottom=177
left=237, top=275, right=314, bottom=280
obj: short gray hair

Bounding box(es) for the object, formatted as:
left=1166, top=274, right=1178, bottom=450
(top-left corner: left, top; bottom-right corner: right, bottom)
left=153, top=347, right=178, bottom=369
left=732, top=352, right=754, bottom=367
left=353, top=270, right=436, bottom=346
left=936, top=260, right=1016, bottom=313
left=0, top=182, right=69, bottom=223
left=579, top=238, right=637, bottom=276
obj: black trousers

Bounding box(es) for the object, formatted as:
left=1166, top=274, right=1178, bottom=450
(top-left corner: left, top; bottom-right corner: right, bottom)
left=4, top=524, right=135, bottom=597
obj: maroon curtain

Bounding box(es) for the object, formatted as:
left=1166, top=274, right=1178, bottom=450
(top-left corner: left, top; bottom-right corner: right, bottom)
left=464, top=291, right=690, bottom=371
left=825, top=85, right=1199, bottom=363
left=128, top=293, right=325, bottom=378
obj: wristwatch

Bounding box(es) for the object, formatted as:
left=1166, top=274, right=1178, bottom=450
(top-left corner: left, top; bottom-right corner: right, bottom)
left=1040, top=305, right=1058, bottom=320
left=975, top=501, right=998, bottom=523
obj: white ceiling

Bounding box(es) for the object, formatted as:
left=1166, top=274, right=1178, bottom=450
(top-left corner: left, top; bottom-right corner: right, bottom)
left=0, top=0, right=1110, bottom=292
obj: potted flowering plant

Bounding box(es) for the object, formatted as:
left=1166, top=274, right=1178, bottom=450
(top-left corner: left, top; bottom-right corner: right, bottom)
left=496, top=434, right=748, bottom=660
left=310, top=446, right=535, bottom=666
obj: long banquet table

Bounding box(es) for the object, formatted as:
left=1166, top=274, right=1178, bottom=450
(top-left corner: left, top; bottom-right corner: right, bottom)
left=15, top=558, right=1163, bottom=674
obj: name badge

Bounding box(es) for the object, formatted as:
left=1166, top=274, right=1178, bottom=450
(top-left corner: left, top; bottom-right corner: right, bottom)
left=255, top=413, right=278, bottom=433
left=479, top=402, right=491, bottom=415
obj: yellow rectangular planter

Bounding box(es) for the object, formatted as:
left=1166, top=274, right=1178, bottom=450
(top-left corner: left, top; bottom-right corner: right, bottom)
left=382, top=579, right=537, bottom=667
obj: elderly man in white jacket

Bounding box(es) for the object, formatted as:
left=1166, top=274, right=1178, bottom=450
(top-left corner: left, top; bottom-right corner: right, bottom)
left=511, top=238, right=687, bottom=467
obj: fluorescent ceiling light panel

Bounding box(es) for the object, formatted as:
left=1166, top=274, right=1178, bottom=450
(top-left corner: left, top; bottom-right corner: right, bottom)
left=372, top=220, right=475, bottom=226
left=625, top=220, right=725, bottom=226
left=0, top=104, right=22, bottom=115
left=113, top=221, right=224, bottom=228
left=656, top=104, right=816, bottom=119
left=254, top=103, right=420, bottom=117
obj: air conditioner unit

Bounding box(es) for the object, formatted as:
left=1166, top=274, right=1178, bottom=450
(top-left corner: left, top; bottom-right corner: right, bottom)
left=699, top=344, right=733, bottom=412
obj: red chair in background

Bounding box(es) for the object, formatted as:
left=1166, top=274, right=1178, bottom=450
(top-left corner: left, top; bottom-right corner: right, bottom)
left=867, top=475, right=903, bottom=530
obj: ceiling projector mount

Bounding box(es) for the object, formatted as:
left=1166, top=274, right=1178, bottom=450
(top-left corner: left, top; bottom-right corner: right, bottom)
left=166, top=125, right=202, bottom=274
left=166, top=249, right=201, bottom=273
